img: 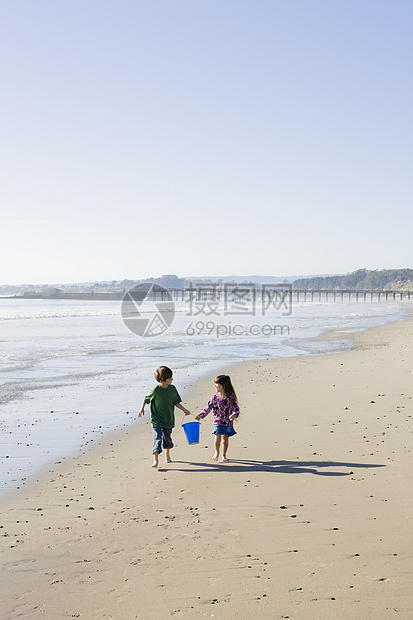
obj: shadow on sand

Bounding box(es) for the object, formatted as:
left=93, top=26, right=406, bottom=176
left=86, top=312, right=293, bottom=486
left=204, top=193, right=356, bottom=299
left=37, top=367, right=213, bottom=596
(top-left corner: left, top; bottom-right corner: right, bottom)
left=163, top=458, right=385, bottom=476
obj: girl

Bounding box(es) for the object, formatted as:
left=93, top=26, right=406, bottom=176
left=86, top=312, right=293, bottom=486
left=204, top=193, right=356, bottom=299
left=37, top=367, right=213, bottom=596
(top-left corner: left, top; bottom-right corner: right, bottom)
left=195, top=374, right=239, bottom=462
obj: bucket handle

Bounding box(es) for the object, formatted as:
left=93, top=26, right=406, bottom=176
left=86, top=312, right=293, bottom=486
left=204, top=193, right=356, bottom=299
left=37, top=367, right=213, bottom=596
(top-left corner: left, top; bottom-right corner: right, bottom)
left=181, top=413, right=198, bottom=425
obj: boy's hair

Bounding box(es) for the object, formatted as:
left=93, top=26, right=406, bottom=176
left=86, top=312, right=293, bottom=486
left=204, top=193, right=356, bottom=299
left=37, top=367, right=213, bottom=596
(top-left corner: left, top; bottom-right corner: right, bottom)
left=154, top=366, right=173, bottom=382
left=215, top=374, right=238, bottom=403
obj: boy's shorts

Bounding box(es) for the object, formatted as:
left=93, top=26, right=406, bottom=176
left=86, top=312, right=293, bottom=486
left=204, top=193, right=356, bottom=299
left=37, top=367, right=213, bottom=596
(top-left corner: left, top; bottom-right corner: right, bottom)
left=152, top=427, right=174, bottom=453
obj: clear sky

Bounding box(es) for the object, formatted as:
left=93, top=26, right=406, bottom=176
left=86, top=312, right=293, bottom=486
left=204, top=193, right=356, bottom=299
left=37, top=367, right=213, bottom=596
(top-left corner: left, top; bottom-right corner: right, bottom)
left=1, top=0, right=412, bottom=284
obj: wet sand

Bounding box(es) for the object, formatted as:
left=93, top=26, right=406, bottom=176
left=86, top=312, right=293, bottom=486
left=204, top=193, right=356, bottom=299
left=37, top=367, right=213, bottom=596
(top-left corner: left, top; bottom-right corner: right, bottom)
left=1, top=311, right=412, bottom=619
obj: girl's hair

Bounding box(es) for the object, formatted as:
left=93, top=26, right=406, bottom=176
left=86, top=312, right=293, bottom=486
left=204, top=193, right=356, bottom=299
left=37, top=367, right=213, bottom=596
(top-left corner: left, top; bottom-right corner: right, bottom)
left=154, top=366, right=173, bottom=382
left=215, top=374, right=238, bottom=403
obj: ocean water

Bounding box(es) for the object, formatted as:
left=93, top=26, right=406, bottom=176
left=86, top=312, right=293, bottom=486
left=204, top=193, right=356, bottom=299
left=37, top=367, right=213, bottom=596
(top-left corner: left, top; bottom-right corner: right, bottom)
left=0, top=296, right=407, bottom=498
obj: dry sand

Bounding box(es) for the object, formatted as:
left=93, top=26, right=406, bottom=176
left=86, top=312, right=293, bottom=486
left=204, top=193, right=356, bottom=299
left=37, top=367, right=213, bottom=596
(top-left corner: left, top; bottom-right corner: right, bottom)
left=1, top=311, right=413, bottom=619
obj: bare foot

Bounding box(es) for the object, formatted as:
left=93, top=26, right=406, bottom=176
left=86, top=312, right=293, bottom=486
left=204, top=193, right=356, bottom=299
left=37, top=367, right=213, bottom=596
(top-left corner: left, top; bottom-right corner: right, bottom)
left=222, top=456, right=229, bottom=462
left=152, top=462, right=158, bottom=468
left=212, top=453, right=219, bottom=461
left=166, top=457, right=172, bottom=464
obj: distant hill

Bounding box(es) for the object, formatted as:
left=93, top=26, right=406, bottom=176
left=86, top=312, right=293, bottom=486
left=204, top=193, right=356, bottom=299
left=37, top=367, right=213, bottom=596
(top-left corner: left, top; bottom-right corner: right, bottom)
left=293, top=269, right=413, bottom=291
left=185, top=274, right=336, bottom=284
left=2, top=269, right=413, bottom=298
left=0, top=273, right=332, bottom=297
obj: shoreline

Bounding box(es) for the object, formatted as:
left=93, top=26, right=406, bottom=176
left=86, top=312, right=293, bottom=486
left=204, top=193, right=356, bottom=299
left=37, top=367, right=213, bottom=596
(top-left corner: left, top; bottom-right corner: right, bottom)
left=0, top=307, right=409, bottom=499
left=1, top=310, right=413, bottom=618
left=0, top=303, right=407, bottom=498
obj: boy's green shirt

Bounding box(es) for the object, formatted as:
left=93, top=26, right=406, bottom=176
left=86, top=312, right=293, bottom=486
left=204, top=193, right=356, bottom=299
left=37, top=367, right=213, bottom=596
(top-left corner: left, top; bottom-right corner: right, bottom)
left=144, top=384, right=182, bottom=428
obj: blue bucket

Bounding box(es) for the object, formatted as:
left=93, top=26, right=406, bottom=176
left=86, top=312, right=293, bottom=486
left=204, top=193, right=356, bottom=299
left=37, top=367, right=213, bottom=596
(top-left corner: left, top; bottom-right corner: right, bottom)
left=182, top=421, right=200, bottom=444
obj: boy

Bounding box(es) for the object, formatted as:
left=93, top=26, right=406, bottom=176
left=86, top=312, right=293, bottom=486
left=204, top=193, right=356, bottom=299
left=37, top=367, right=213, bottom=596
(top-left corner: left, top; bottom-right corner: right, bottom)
left=138, top=366, right=191, bottom=467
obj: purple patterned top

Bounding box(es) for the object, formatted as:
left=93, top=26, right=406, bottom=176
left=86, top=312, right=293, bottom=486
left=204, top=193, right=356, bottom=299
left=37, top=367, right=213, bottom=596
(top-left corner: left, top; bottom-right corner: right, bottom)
left=196, top=393, right=240, bottom=426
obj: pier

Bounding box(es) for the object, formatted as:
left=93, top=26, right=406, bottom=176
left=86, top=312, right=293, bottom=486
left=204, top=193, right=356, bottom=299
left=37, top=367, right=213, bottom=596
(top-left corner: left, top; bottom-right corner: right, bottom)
left=292, top=289, right=412, bottom=303
left=12, top=288, right=413, bottom=303
left=155, top=288, right=412, bottom=303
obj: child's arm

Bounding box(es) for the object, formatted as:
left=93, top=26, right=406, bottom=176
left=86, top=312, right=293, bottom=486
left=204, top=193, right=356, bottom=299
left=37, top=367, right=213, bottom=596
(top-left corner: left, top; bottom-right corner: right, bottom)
left=229, top=399, right=240, bottom=422
left=195, top=399, right=213, bottom=421
left=176, top=402, right=191, bottom=416
left=138, top=399, right=147, bottom=417
left=139, top=387, right=156, bottom=418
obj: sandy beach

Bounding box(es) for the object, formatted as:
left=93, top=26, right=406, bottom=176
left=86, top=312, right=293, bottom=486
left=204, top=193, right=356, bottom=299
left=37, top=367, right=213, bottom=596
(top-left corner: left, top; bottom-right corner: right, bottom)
left=1, top=311, right=412, bottom=619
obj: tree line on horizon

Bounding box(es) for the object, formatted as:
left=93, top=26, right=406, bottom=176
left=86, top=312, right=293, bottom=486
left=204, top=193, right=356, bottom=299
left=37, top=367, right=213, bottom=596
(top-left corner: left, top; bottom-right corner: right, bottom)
left=3, top=269, right=413, bottom=297
left=293, top=269, right=413, bottom=291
